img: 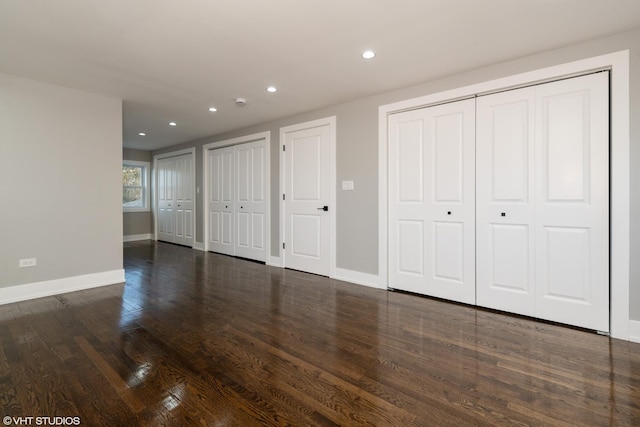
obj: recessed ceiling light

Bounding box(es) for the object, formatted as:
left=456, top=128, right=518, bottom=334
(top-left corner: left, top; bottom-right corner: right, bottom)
left=169, top=122, right=177, bottom=126
left=267, top=86, right=277, bottom=93
left=362, top=50, right=376, bottom=59
left=208, top=107, right=218, bottom=112
left=138, top=132, right=146, bottom=136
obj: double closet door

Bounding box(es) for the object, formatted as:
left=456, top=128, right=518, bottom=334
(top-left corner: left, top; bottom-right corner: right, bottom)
left=157, top=153, right=194, bottom=246
left=207, top=140, right=267, bottom=262
left=389, top=72, right=610, bottom=331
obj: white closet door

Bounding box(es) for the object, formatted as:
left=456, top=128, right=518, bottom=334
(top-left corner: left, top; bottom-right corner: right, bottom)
left=157, top=157, right=175, bottom=243
left=174, top=154, right=194, bottom=247
left=477, top=72, right=609, bottom=331
left=388, top=98, right=476, bottom=304
left=534, top=73, right=609, bottom=331
left=208, top=146, right=235, bottom=256
left=235, top=141, right=267, bottom=261
left=476, top=86, right=536, bottom=315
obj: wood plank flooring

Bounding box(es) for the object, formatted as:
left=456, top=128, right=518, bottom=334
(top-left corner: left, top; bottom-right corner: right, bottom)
left=1, top=240, right=639, bottom=426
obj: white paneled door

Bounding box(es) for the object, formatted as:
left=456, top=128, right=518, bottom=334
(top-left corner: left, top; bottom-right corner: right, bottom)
left=157, top=156, right=175, bottom=243
left=283, top=123, right=331, bottom=276
left=156, top=153, right=194, bottom=247
left=174, top=154, right=194, bottom=246
left=207, top=146, right=235, bottom=256
left=206, top=140, right=267, bottom=262
left=476, top=86, right=537, bottom=316
left=476, top=72, right=609, bottom=331
left=235, top=141, right=267, bottom=261
left=388, top=98, right=476, bottom=304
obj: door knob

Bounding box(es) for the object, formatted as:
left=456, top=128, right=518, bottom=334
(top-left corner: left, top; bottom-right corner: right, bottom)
left=317, top=206, right=329, bottom=211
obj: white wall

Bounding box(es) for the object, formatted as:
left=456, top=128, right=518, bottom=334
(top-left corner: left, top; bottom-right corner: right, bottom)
left=0, top=72, right=124, bottom=302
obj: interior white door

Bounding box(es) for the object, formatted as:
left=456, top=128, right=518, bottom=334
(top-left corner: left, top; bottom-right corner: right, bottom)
left=477, top=72, right=609, bottom=331
left=157, top=157, right=175, bottom=243
left=235, top=141, right=267, bottom=261
left=156, top=153, right=194, bottom=246
left=476, top=86, right=536, bottom=315
left=388, top=98, right=476, bottom=304
left=207, top=146, right=235, bottom=256
left=534, top=73, right=609, bottom=331
left=174, top=154, right=194, bottom=246
left=283, top=124, right=331, bottom=276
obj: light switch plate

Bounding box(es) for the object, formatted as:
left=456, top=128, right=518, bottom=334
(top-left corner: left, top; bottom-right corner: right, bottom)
left=342, top=180, right=354, bottom=191
left=19, top=258, right=37, bottom=268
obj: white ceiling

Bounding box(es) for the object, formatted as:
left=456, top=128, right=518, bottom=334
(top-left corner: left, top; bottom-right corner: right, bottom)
left=2, top=0, right=640, bottom=151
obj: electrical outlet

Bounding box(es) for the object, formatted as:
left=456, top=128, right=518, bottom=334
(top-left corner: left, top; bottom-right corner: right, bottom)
left=19, top=258, right=37, bottom=268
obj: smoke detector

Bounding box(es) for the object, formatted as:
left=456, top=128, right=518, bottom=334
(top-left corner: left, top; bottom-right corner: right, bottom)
left=235, top=97, right=247, bottom=107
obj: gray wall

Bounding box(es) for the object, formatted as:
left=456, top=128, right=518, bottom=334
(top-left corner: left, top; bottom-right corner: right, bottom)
left=122, top=148, right=152, bottom=237
left=153, top=28, right=640, bottom=320
left=0, top=72, right=123, bottom=288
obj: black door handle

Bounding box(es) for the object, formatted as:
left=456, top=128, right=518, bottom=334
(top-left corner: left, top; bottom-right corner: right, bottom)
left=317, top=206, right=329, bottom=211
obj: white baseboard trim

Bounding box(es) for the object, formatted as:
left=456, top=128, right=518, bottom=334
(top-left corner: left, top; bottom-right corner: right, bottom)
left=123, top=233, right=153, bottom=242
left=0, top=269, right=126, bottom=306
left=629, top=320, right=640, bottom=344
left=193, top=242, right=205, bottom=251
left=333, top=268, right=384, bottom=290
left=268, top=256, right=284, bottom=268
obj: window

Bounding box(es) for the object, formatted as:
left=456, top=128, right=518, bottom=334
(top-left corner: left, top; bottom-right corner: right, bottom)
left=122, top=161, right=150, bottom=212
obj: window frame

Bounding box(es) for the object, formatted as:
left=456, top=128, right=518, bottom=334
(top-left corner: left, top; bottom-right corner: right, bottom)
left=122, top=160, right=150, bottom=212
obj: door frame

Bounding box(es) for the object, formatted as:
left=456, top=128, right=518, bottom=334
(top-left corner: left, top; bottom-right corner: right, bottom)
left=378, top=51, right=630, bottom=340
left=153, top=147, right=196, bottom=247
left=279, top=117, right=337, bottom=277
left=202, top=131, right=271, bottom=260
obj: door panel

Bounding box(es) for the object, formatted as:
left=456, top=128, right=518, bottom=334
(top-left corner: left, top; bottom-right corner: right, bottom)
left=433, top=221, right=464, bottom=283
left=235, top=141, right=267, bottom=261
left=434, top=113, right=464, bottom=202
left=535, top=72, right=609, bottom=331
left=545, top=93, right=589, bottom=201
left=291, top=214, right=321, bottom=258
left=284, top=124, right=331, bottom=276
left=389, top=99, right=475, bottom=304
left=491, top=100, right=531, bottom=201
left=543, top=226, right=590, bottom=301
left=397, top=120, right=424, bottom=202
left=174, top=154, right=194, bottom=246
left=489, top=224, right=530, bottom=294
left=292, top=136, right=321, bottom=200
left=476, top=86, right=536, bottom=315
left=157, top=157, right=175, bottom=243
left=208, top=147, right=235, bottom=256
left=397, top=220, right=424, bottom=276
left=252, top=213, right=265, bottom=250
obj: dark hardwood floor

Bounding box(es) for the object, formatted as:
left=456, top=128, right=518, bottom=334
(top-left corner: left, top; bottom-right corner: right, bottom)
left=1, top=240, right=639, bottom=426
